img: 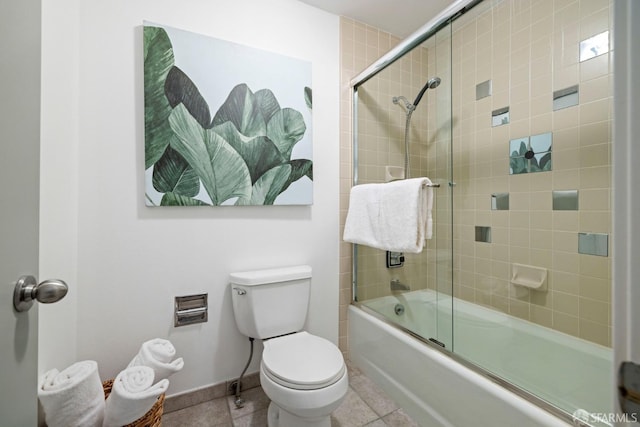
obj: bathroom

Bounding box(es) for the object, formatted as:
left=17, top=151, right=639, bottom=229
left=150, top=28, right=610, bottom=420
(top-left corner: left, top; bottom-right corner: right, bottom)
left=1, top=0, right=638, bottom=426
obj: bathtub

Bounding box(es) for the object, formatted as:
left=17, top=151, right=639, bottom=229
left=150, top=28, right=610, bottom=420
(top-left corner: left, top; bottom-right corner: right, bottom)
left=349, top=289, right=613, bottom=427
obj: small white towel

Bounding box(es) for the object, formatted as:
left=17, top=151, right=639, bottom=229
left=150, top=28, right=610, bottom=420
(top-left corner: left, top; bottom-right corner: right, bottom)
left=343, top=177, right=434, bottom=253
left=127, top=338, right=184, bottom=381
left=38, top=360, right=105, bottom=427
left=103, top=366, right=168, bottom=427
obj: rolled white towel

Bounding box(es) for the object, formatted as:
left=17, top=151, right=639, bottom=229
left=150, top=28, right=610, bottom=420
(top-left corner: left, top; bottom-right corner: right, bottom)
left=127, top=338, right=184, bottom=381
left=103, top=366, right=168, bottom=427
left=38, top=360, right=105, bottom=427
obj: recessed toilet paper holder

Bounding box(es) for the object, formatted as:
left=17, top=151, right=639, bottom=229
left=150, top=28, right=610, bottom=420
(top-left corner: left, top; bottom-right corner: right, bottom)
left=174, top=294, right=208, bottom=327
left=510, top=263, right=547, bottom=291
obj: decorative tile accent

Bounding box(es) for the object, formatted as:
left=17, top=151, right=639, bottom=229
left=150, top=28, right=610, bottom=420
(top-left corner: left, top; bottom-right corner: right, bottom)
left=475, top=226, right=492, bottom=243
left=509, top=133, right=552, bottom=174
left=553, top=85, right=579, bottom=111
left=509, top=137, right=530, bottom=174
left=553, top=190, right=579, bottom=211
left=578, top=233, right=609, bottom=257
left=580, top=31, right=609, bottom=62
left=530, top=132, right=552, bottom=153
left=491, top=193, right=509, bottom=210
left=491, top=106, right=510, bottom=127
left=476, top=79, right=492, bottom=100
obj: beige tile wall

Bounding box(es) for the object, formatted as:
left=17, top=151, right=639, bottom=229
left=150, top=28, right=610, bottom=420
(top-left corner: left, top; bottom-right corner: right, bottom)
left=340, top=0, right=613, bottom=353
left=450, top=0, right=613, bottom=346
left=353, top=41, right=436, bottom=303
left=340, top=17, right=455, bottom=352
left=339, top=18, right=403, bottom=355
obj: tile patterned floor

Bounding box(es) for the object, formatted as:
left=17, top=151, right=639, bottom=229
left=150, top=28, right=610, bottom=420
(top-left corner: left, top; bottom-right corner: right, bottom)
left=162, top=361, right=419, bottom=427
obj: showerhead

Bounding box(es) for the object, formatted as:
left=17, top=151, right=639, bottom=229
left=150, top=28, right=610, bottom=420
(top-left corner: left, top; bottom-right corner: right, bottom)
left=393, top=76, right=441, bottom=112
left=412, top=76, right=441, bottom=108
left=427, top=77, right=441, bottom=89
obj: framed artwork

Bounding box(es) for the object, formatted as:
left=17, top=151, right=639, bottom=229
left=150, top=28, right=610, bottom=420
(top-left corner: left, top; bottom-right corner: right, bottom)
left=144, top=22, right=313, bottom=206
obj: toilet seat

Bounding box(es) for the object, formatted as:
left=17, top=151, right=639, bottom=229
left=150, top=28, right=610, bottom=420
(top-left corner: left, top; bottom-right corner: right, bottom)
left=262, top=331, right=345, bottom=390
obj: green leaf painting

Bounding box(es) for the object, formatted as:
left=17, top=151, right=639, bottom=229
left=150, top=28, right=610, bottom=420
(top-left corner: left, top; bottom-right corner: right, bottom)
left=152, top=146, right=199, bottom=196
left=169, top=104, right=252, bottom=205
left=143, top=23, right=313, bottom=206
left=144, top=26, right=175, bottom=169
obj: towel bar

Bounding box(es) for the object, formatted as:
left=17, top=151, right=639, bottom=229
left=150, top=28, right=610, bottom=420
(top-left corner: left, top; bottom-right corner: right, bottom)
left=424, top=183, right=440, bottom=188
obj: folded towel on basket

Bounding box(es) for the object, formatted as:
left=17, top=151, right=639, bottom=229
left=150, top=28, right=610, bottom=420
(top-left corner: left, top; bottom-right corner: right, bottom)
left=127, top=338, right=184, bottom=381
left=343, top=177, right=434, bottom=253
left=103, top=366, right=169, bottom=427
left=38, top=360, right=105, bottom=427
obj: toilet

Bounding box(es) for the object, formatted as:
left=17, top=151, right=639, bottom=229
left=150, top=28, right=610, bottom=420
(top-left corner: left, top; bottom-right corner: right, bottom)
left=229, top=265, right=348, bottom=427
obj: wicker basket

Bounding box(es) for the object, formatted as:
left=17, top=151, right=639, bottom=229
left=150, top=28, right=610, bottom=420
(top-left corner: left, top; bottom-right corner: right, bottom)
left=102, top=379, right=165, bottom=427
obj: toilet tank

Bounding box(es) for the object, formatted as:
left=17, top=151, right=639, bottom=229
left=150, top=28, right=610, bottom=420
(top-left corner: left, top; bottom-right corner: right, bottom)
left=230, top=265, right=312, bottom=339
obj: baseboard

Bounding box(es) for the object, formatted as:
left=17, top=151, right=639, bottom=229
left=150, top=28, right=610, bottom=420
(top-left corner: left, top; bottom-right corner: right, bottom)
left=163, top=372, right=261, bottom=414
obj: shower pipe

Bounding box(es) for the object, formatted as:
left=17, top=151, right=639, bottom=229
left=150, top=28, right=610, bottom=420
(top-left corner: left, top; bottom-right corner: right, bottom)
left=348, top=0, right=575, bottom=424
left=393, top=77, right=441, bottom=179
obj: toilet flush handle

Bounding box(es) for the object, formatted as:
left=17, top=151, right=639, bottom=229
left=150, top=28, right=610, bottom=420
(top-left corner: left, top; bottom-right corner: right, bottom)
left=233, top=287, right=246, bottom=296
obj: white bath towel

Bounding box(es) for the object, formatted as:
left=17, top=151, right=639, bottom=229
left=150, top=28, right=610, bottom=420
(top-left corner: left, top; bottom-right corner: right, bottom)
left=127, top=338, right=184, bottom=381
left=424, top=178, right=434, bottom=240
left=103, top=366, right=169, bottom=427
left=343, top=177, right=434, bottom=253
left=38, top=360, right=105, bottom=427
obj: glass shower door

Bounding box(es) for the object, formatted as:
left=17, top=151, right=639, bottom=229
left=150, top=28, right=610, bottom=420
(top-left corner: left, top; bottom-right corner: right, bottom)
left=351, top=0, right=615, bottom=423
left=448, top=0, right=614, bottom=422
left=352, top=19, right=455, bottom=352
left=423, top=20, right=454, bottom=351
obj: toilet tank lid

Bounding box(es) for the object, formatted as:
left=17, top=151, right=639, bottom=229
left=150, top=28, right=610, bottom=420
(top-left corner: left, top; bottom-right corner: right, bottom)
left=229, top=265, right=312, bottom=286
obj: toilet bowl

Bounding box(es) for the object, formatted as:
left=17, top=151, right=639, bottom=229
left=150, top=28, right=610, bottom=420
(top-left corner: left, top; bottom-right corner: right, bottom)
left=261, top=332, right=348, bottom=426
left=229, top=266, right=348, bottom=427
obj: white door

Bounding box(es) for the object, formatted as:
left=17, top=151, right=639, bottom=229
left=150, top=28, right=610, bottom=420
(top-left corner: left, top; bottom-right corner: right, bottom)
left=0, top=0, right=42, bottom=425
left=613, top=1, right=640, bottom=424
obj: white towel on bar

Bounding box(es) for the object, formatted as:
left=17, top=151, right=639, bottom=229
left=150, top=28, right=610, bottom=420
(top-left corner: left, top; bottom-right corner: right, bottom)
left=127, top=338, right=184, bottom=381
left=38, top=360, right=105, bottom=427
left=343, top=177, right=434, bottom=253
left=103, top=366, right=168, bottom=427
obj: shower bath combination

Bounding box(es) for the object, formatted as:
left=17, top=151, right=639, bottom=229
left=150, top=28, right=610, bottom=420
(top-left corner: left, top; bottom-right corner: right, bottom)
left=393, top=76, right=441, bottom=179
left=351, top=0, right=616, bottom=424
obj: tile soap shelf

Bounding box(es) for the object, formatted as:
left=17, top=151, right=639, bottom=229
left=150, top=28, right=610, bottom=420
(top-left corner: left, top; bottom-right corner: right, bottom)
left=510, top=263, right=547, bottom=291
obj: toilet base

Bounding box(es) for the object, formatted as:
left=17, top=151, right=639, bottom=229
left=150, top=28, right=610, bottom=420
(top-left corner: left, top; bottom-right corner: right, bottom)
left=267, top=402, right=331, bottom=427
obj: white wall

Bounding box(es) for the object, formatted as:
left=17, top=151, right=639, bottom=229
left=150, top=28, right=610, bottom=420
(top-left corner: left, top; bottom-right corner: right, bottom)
left=40, top=0, right=340, bottom=396
left=39, top=0, right=80, bottom=375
